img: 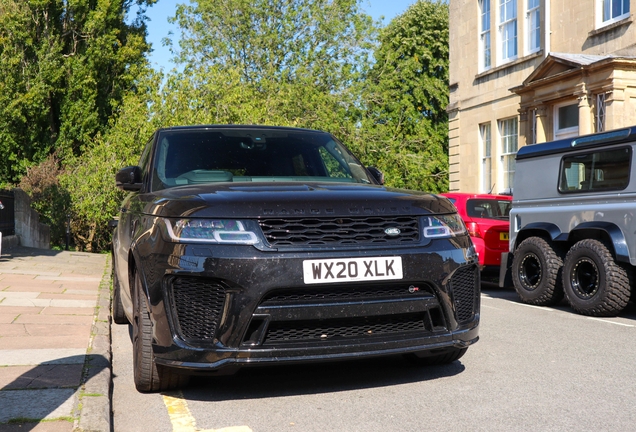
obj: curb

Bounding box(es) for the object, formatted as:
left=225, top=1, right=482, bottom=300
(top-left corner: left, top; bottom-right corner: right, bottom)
left=76, top=255, right=112, bottom=432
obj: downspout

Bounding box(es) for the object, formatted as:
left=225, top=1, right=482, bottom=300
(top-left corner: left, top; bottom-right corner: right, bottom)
left=544, top=0, right=551, bottom=58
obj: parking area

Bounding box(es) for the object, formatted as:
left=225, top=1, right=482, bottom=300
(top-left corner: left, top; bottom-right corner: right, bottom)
left=111, top=284, right=636, bottom=432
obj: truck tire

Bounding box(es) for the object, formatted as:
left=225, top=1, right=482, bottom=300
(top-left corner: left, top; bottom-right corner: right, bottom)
left=512, top=237, right=564, bottom=305
left=132, top=270, right=189, bottom=392
left=562, top=239, right=631, bottom=316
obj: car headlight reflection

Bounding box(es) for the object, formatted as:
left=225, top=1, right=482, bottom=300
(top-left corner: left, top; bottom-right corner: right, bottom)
left=422, top=214, right=466, bottom=238
left=163, top=219, right=259, bottom=244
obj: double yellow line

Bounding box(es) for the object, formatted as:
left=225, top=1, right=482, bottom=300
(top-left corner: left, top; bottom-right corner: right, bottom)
left=162, top=391, right=253, bottom=432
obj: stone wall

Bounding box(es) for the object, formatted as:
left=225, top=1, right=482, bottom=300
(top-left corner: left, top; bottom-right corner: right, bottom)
left=12, top=188, right=50, bottom=249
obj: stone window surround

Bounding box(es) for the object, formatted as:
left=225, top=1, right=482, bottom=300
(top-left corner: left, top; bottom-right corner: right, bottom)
left=589, top=13, right=632, bottom=36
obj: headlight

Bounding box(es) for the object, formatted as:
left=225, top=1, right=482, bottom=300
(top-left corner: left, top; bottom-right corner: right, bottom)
left=163, top=219, right=259, bottom=244
left=422, top=214, right=466, bottom=238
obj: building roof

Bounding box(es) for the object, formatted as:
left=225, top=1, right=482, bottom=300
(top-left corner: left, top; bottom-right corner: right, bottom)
left=512, top=52, right=636, bottom=94
left=548, top=52, right=616, bottom=66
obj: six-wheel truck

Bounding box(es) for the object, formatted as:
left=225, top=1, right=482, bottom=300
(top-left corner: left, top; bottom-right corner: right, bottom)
left=501, top=127, right=636, bottom=316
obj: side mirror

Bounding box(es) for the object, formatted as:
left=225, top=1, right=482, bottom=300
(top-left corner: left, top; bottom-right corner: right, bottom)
left=367, top=166, right=385, bottom=185
left=116, top=166, right=143, bottom=191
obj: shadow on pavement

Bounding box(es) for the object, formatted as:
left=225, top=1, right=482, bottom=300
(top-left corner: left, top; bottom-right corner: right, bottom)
left=481, top=282, right=636, bottom=320
left=0, top=354, right=108, bottom=431
left=183, top=353, right=467, bottom=402
left=0, top=246, right=65, bottom=261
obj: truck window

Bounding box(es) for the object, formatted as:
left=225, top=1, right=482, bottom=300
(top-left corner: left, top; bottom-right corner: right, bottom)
left=558, top=147, right=631, bottom=193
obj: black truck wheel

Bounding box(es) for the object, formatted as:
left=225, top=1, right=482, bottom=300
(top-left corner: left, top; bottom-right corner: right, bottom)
left=512, top=237, right=564, bottom=306
left=562, top=239, right=631, bottom=316
left=132, top=271, right=189, bottom=392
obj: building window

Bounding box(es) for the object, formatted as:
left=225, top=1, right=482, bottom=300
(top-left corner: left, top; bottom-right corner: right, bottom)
left=598, top=0, right=630, bottom=27
left=526, top=0, right=540, bottom=53
left=499, top=118, right=518, bottom=191
left=480, top=0, right=492, bottom=71
left=554, top=102, right=579, bottom=139
left=499, top=0, right=518, bottom=62
left=480, top=123, right=492, bottom=192
left=596, top=93, right=606, bottom=132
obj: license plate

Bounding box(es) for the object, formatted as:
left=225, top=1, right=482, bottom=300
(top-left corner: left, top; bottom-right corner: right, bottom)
left=500, top=232, right=509, bottom=241
left=303, top=257, right=403, bottom=285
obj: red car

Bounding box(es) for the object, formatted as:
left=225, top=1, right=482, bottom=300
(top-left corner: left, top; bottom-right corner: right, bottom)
left=441, top=192, right=512, bottom=276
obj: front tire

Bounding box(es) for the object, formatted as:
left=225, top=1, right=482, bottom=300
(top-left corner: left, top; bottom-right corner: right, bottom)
left=562, top=239, right=630, bottom=316
left=512, top=237, right=564, bottom=306
left=132, top=270, right=189, bottom=392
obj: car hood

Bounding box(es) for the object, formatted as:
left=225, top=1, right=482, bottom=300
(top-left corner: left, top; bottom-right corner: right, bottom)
left=141, top=182, right=455, bottom=218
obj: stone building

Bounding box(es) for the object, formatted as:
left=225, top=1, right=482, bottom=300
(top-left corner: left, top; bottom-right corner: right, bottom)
left=448, top=0, right=636, bottom=193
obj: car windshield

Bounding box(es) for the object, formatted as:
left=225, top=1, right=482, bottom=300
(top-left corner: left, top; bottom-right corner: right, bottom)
left=466, top=199, right=511, bottom=220
left=150, top=128, right=373, bottom=191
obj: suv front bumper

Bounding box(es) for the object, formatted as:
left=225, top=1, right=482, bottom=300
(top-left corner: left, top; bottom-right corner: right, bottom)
left=135, top=238, right=480, bottom=373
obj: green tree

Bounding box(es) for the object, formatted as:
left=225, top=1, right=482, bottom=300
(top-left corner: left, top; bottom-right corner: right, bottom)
left=168, top=0, right=376, bottom=131
left=359, top=0, right=450, bottom=192
left=0, top=0, right=155, bottom=183
left=60, top=67, right=164, bottom=252
left=64, top=0, right=452, bottom=251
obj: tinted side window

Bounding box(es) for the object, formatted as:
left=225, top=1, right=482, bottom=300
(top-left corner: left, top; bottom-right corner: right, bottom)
left=558, top=147, right=631, bottom=193
left=466, top=199, right=511, bottom=219
left=139, top=134, right=155, bottom=189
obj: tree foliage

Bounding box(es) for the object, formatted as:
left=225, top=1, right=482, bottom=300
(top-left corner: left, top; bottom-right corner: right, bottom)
left=0, top=0, right=154, bottom=183
left=359, top=0, right=450, bottom=192
left=11, top=0, right=451, bottom=251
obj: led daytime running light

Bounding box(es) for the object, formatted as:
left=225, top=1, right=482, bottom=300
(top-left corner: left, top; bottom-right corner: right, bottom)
left=422, top=214, right=466, bottom=239
left=164, top=219, right=258, bottom=244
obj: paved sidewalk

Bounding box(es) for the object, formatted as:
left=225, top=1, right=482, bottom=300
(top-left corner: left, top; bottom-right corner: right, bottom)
left=0, top=247, right=111, bottom=432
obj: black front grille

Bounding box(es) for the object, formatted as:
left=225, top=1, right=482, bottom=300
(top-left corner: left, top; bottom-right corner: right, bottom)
left=263, top=314, right=428, bottom=344
left=449, top=265, right=479, bottom=323
left=261, top=283, right=434, bottom=304
left=258, top=216, right=419, bottom=247
left=170, top=277, right=226, bottom=341
left=247, top=282, right=447, bottom=346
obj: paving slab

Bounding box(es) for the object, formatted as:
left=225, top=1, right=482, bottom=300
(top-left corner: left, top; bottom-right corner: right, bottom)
left=63, top=290, right=99, bottom=296
left=39, top=307, right=94, bottom=316
left=36, top=293, right=98, bottom=301
left=0, top=269, right=61, bottom=277
left=0, top=364, right=84, bottom=389
left=35, top=276, right=101, bottom=282
left=0, top=246, right=110, bottom=431
left=0, top=349, right=87, bottom=366
left=0, top=306, right=45, bottom=317
left=0, top=298, right=96, bottom=308
left=0, top=335, right=90, bottom=350
left=0, top=421, right=73, bottom=432
left=3, top=285, right=66, bottom=293
left=0, top=389, right=76, bottom=422
left=0, top=292, right=40, bottom=299
left=13, top=314, right=93, bottom=326
left=0, top=324, right=28, bottom=336
left=22, top=324, right=93, bottom=338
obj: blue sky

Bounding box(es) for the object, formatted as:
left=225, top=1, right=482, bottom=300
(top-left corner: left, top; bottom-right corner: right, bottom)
left=143, top=0, right=418, bottom=71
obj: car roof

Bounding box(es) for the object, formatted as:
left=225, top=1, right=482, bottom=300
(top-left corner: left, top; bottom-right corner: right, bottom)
left=441, top=192, right=512, bottom=200
left=515, top=126, right=636, bottom=160
left=156, top=124, right=330, bottom=135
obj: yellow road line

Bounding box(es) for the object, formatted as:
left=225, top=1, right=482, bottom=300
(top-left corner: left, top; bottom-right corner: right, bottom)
left=162, top=390, right=253, bottom=432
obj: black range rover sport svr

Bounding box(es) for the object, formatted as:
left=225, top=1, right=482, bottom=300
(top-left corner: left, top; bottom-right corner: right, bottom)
left=112, top=125, right=480, bottom=392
